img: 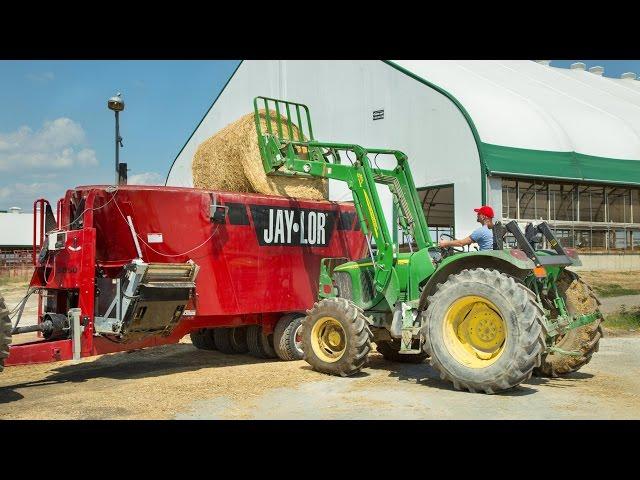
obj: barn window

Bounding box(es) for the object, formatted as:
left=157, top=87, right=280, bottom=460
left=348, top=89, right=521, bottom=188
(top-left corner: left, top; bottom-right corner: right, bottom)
left=501, top=180, right=517, bottom=219
left=549, top=183, right=576, bottom=222
left=418, top=185, right=455, bottom=244
left=632, top=190, right=640, bottom=223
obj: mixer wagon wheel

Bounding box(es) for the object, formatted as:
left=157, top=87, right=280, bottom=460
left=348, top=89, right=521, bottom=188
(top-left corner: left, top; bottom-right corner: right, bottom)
left=421, top=268, right=545, bottom=394
left=247, top=325, right=277, bottom=359
left=0, top=292, right=11, bottom=373
left=534, top=270, right=603, bottom=378
left=375, top=339, right=428, bottom=364
left=273, top=314, right=305, bottom=361
left=229, top=327, right=249, bottom=354
left=214, top=328, right=239, bottom=354
left=190, top=329, right=217, bottom=350
left=302, top=297, right=372, bottom=377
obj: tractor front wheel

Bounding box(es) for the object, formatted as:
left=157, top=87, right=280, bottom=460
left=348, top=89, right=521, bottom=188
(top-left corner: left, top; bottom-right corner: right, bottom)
left=1, top=292, right=12, bottom=373
left=534, top=270, right=603, bottom=377
left=302, top=297, right=372, bottom=377
left=421, top=268, right=545, bottom=394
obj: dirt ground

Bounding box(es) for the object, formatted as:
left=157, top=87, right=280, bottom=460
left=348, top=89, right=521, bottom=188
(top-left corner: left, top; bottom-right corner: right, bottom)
left=2, top=276, right=639, bottom=420
left=1, top=335, right=639, bottom=420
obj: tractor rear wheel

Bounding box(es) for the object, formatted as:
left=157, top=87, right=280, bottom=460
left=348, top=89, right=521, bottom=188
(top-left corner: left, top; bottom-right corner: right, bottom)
left=534, top=270, right=603, bottom=377
left=190, top=329, right=216, bottom=350
left=214, top=328, right=237, bottom=354
left=421, top=268, right=545, bottom=394
left=247, top=325, right=277, bottom=359
left=1, top=292, right=11, bottom=373
left=273, top=314, right=305, bottom=361
left=375, top=339, right=428, bottom=364
left=302, top=297, right=372, bottom=377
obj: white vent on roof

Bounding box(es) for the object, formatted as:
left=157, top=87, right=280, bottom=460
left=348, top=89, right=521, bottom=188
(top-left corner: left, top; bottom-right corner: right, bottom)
left=535, top=60, right=551, bottom=66
left=570, top=62, right=587, bottom=71
left=621, top=72, right=637, bottom=80
left=589, top=66, right=604, bottom=76
left=9, top=207, right=21, bottom=214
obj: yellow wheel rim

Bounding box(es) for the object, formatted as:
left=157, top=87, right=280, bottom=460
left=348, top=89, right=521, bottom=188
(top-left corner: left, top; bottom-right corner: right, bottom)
left=443, top=296, right=506, bottom=368
left=310, top=316, right=346, bottom=363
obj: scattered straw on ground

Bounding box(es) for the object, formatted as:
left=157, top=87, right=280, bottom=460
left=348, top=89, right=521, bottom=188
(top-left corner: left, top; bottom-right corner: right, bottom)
left=192, top=110, right=327, bottom=200
left=577, top=271, right=640, bottom=297
left=0, top=339, right=324, bottom=420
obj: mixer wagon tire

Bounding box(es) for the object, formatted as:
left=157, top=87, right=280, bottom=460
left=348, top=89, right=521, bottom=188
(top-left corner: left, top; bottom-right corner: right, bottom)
left=247, top=325, right=277, bottom=359
left=229, top=327, right=249, bottom=354
left=302, top=297, right=372, bottom=377
left=214, top=328, right=238, bottom=354
left=190, top=329, right=216, bottom=350
left=1, top=292, right=11, bottom=373
left=375, top=339, right=428, bottom=364
left=273, top=314, right=305, bottom=361
left=421, top=268, right=545, bottom=394
left=534, top=270, right=603, bottom=378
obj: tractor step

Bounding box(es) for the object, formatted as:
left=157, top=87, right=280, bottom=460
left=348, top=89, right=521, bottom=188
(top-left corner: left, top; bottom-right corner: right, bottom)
left=398, top=349, right=423, bottom=355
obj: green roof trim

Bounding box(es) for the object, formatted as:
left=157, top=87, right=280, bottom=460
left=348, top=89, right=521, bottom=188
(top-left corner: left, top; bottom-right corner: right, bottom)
left=383, top=60, right=488, bottom=203
left=482, top=143, right=640, bottom=186
left=384, top=61, right=640, bottom=194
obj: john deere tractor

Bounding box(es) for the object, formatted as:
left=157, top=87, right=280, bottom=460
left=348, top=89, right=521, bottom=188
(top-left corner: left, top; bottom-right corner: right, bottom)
left=255, top=96, right=603, bottom=394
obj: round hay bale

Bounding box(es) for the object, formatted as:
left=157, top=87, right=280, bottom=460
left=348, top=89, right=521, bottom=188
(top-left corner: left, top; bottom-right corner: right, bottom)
left=192, top=110, right=328, bottom=200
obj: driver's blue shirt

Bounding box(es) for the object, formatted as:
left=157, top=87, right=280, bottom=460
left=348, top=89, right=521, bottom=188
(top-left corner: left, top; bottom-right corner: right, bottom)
left=470, top=225, right=493, bottom=251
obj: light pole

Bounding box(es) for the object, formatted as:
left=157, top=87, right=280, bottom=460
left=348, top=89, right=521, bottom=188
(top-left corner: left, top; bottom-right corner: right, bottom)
left=107, top=92, right=126, bottom=185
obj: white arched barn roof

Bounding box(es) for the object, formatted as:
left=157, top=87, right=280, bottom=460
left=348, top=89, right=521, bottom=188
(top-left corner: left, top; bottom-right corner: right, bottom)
left=167, top=60, right=640, bottom=191
left=390, top=60, right=640, bottom=185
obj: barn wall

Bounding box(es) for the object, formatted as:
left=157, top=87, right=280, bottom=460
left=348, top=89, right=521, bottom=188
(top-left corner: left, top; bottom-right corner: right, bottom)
left=167, top=60, right=482, bottom=239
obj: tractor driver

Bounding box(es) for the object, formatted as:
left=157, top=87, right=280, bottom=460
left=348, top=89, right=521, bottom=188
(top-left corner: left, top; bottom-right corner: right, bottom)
left=438, top=205, right=495, bottom=251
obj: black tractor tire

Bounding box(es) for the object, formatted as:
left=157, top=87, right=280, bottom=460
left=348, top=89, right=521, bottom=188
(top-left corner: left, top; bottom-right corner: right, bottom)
left=273, top=314, right=305, bottom=361
left=421, top=268, right=546, bottom=394
left=302, top=297, right=373, bottom=377
left=1, top=292, right=12, bottom=373
left=534, top=270, right=603, bottom=377
left=189, top=329, right=216, bottom=350
left=247, top=325, right=277, bottom=359
left=375, top=339, right=429, bottom=364
left=214, top=328, right=237, bottom=354
left=333, top=272, right=353, bottom=301
left=229, top=327, right=249, bottom=354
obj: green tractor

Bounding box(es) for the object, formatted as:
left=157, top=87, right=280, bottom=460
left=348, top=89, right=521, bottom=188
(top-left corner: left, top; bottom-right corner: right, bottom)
left=255, top=96, right=603, bottom=394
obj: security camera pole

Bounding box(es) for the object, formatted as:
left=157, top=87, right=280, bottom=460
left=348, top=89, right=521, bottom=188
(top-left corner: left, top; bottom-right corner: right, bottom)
left=107, top=92, right=127, bottom=185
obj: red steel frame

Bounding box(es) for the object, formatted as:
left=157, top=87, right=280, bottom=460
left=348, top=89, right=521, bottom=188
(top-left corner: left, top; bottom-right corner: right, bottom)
left=6, top=185, right=366, bottom=366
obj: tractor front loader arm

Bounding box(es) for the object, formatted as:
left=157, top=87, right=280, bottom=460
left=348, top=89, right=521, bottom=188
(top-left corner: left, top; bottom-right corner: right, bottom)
left=254, top=96, right=433, bottom=307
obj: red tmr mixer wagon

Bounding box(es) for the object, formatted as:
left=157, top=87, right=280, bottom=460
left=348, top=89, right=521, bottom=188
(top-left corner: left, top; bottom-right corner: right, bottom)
left=2, top=185, right=366, bottom=368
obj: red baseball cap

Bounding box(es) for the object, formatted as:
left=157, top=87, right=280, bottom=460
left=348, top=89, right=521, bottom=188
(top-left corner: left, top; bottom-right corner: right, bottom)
left=474, top=205, right=494, bottom=218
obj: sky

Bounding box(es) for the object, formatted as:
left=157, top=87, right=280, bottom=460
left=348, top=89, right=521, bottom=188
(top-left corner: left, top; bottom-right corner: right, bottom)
left=550, top=60, right=640, bottom=78
left=0, top=60, right=240, bottom=211
left=1, top=59, right=639, bottom=211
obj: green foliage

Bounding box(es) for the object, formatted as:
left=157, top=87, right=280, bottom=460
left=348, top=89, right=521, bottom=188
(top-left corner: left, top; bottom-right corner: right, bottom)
left=606, top=305, right=640, bottom=331
left=593, top=284, right=640, bottom=298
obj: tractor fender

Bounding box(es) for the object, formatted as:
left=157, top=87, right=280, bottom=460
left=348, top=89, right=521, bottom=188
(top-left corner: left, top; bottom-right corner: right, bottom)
left=418, top=250, right=536, bottom=312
